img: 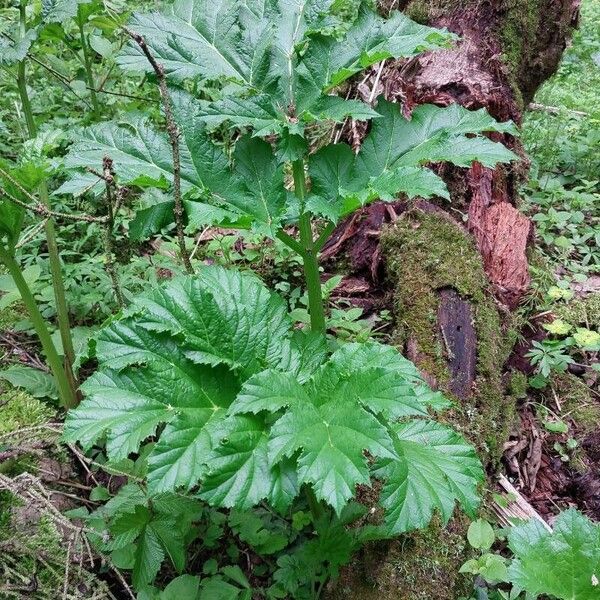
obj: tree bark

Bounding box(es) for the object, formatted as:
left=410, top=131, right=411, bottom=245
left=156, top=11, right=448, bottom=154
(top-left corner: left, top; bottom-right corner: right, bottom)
left=327, top=1, right=580, bottom=598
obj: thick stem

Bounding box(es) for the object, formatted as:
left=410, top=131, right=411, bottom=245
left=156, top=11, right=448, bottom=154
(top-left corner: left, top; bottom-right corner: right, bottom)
left=292, top=160, right=326, bottom=334
left=77, top=5, right=100, bottom=116
left=0, top=246, right=77, bottom=408
left=17, top=0, right=79, bottom=402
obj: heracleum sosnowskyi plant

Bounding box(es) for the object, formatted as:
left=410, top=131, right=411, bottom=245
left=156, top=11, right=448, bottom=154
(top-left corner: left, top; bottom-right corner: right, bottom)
left=60, top=0, right=519, bottom=332
left=60, top=0, right=522, bottom=594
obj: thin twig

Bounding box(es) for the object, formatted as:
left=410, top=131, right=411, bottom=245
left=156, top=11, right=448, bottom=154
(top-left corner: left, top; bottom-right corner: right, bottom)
left=0, top=167, right=107, bottom=224
left=15, top=218, right=49, bottom=248
left=528, top=102, right=588, bottom=117
left=124, top=27, right=193, bottom=274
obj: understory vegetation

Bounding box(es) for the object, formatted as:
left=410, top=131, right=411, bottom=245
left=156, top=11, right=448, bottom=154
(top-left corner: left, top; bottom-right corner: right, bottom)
left=0, top=0, right=598, bottom=599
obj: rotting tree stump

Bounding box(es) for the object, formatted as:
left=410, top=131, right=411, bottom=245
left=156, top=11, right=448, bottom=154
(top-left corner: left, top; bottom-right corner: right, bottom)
left=326, top=1, right=580, bottom=598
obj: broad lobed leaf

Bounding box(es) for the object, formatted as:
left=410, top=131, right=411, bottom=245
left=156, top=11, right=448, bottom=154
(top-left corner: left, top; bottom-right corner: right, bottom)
left=309, top=98, right=518, bottom=221
left=66, top=268, right=480, bottom=526
left=373, top=419, right=483, bottom=536
left=507, top=509, right=600, bottom=600
left=64, top=266, right=319, bottom=497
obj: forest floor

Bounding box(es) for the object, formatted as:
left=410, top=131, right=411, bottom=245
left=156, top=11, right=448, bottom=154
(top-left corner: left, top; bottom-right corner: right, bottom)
left=0, top=0, right=599, bottom=598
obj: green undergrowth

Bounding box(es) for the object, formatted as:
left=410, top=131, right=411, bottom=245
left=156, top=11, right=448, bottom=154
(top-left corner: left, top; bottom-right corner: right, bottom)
left=381, top=209, right=518, bottom=464
left=523, top=0, right=600, bottom=178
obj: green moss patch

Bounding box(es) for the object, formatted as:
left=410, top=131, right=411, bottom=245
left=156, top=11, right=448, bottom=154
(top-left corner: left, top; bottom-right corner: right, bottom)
left=330, top=516, right=472, bottom=600
left=0, top=387, right=55, bottom=436
left=381, top=209, right=518, bottom=462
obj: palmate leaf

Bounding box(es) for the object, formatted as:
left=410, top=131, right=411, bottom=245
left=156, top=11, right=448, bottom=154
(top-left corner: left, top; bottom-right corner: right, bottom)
left=308, top=98, right=518, bottom=221
left=60, top=91, right=290, bottom=236
left=228, top=342, right=447, bottom=514
left=66, top=266, right=480, bottom=526
left=507, top=509, right=600, bottom=600
left=118, top=0, right=451, bottom=127
left=64, top=266, right=318, bottom=495
left=116, top=0, right=274, bottom=86
left=373, top=419, right=483, bottom=536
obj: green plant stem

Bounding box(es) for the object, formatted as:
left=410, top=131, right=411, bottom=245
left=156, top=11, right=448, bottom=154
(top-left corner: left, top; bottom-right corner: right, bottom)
left=0, top=245, right=77, bottom=408
left=17, top=0, right=79, bottom=403
left=77, top=5, right=100, bottom=116
left=292, top=160, right=326, bottom=334
left=304, top=485, right=324, bottom=522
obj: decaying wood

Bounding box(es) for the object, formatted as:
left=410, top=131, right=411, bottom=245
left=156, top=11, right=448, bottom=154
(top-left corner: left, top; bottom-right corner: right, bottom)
left=437, top=288, right=477, bottom=399
left=494, top=474, right=552, bottom=532
left=329, top=0, right=580, bottom=308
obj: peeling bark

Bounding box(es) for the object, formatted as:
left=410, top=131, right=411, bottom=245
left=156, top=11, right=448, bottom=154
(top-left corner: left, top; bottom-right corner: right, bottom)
left=330, top=0, right=580, bottom=308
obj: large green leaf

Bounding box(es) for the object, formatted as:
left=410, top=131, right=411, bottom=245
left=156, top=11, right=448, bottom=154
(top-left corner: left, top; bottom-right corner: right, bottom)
left=117, top=0, right=451, bottom=118
left=0, top=365, right=58, bottom=400
left=116, top=0, right=273, bottom=86
left=60, top=92, right=290, bottom=236
left=373, top=420, right=483, bottom=536
left=229, top=341, right=445, bottom=514
left=507, top=509, right=600, bottom=600
left=0, top=162, right=44, bottom=250
left=64, top=266, right=318, bottom=494
left=62, top=113, right=202, bottom=195
left=308, top=99, right=518, bottom=221
left=269, top=399, right=397, bottom=514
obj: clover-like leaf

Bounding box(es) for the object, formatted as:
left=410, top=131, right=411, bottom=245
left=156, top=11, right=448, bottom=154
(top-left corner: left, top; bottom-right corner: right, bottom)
left=374, top=419, right=484, bottom=535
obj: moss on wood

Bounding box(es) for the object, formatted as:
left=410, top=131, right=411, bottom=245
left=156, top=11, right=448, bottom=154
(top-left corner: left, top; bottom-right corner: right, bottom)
left=381, top=209, right=518, bottom=463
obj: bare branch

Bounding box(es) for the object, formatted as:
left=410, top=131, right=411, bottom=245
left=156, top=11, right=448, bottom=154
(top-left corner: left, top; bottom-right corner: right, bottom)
left=0, top=167, right=107, bottom=224
left=124, top=27, right=194, bottom=274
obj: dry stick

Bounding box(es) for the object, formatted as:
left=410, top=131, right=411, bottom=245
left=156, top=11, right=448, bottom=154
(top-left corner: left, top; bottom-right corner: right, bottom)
left=528, top=102, right=588, bottom=117
left=0, top=168, right=107, bottom=224
left=100, top=157, right=125, bottom=308
left=124, top=27, right=194, bottom=274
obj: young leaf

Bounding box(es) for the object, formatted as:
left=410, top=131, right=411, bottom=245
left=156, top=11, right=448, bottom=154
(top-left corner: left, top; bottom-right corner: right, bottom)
left=507, top=509, right=600, bottom=600
left=467, top=519, right=495, bottom=550
left=374, top=419, right=484, bottom=536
